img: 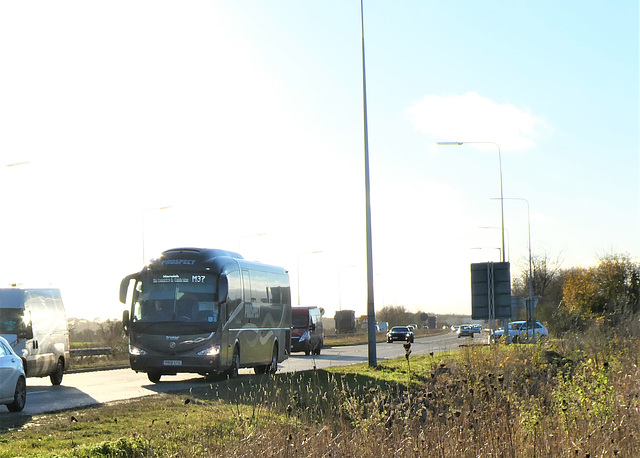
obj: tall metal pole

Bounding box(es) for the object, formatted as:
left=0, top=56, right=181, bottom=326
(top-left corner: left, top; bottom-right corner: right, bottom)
left=496, top=144, right=506, bottom=263
left=360, top=0, right=377, bottom=367
left=501, top=197, right=533, bottom=323
left=436, top=141, right=505, bottom=263
left=437, top=141, right=506, bottom=338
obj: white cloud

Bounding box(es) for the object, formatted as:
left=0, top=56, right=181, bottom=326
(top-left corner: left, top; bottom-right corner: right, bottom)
left=406, top=92, right=551, bottom=152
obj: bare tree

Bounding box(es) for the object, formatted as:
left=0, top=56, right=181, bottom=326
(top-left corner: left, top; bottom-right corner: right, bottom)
left=377, top=305, right=412, bottom=328
left=512, top=250, right=565, bottom=301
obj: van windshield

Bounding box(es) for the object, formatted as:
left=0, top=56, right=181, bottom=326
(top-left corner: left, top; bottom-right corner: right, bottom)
left=132, top=273, right=219, bottom=326
left=292, top=313, right=309, bottom=328
left=0, top=308, right=25, bottom=333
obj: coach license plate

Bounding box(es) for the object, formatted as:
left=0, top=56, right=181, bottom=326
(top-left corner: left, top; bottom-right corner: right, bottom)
left=163, top=360, right=182, bottom=366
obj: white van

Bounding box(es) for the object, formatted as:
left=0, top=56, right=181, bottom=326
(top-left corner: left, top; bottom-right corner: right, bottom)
left=0, top=288, right=70, bottom=385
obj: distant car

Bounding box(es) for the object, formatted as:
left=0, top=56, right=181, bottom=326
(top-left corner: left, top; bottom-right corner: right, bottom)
left=0, top=336, right=27, bottom=412
left=457, top=325, right=475, bottom=338
left=387, top=326, right=414, bottom=343
left=494, top=321, right=549, bottom=343
left=471, top=324, right=482, bottom=334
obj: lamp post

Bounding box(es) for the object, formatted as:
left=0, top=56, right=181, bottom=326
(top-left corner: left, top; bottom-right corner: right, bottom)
left=479, top=226, right=510, bottom=262
left=437, top=141, right=505, bottom=263
left=141, top=206, right=172, bottom=265
left=493, top=197, right=534, bottom=323
left=6, top=162, right=30, bottom=168
left=297, top=251, right=324, bottom=306
left=360, top=0, right=377, bottom=367
left=471, top=247, right=502, bottom=261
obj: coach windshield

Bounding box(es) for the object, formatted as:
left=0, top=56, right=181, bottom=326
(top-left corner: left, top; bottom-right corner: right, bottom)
left=131, top=273, right=219, bottom=328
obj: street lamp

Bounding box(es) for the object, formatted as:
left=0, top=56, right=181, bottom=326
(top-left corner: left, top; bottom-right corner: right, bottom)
left=437, top=141, right=505, bottom=263
left=479, top=226, right=510, bottom=262
left=471, top=247, right=502, bottom=261
left=493, top=197, right=534, bottom=323
left=6, top=162, right=30, bottom=168
left=360, top=0, right=377, bottom=367
left=141, top=206, right=172, bottom=264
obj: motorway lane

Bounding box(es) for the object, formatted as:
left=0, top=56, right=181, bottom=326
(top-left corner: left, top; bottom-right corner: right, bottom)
left=1, top=332, right=463, bottom=418
left=283, top=330, right=460, bottom=372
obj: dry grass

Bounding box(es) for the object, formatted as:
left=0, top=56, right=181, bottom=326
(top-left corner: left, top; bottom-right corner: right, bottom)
left=2, top=322, right=639, bottom=457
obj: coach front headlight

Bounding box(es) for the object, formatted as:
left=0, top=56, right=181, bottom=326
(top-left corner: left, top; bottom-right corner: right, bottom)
left=197, top=344, right=221, bottom=356
left=129, top=345, right=147, bottom=356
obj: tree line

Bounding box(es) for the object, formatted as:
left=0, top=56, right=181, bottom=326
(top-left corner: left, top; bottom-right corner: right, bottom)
left=377, top=252, right=639, bottom=335
left=511, top=252, right=639, bottom=333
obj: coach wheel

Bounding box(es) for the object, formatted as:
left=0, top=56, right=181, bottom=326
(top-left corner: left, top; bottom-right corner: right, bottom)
left=268, top=344, right=278, bottom=374
left=228, top=346, right=240, bottom=378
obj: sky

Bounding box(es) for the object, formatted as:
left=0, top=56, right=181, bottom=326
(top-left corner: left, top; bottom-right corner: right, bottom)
left=0, top=1, right=638, bottom=321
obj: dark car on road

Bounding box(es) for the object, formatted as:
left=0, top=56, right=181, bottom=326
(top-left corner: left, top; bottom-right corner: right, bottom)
left=386, top=326, right=414, bottom=343
left=457, top=324, right=475, bottom=338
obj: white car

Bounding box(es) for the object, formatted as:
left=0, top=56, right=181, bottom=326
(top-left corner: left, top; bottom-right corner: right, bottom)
left=0, top=336, right=27, bottom=412
left=494, top=321, right=548, bottom=343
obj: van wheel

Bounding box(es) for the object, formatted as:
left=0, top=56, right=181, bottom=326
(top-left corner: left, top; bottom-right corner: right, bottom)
left=7, top=376, right=26, bottom=412
left=50, top=358, right=64, bottom=385
left=313, top=343, right=322, bottom=355
left=148, top=371, right=162, bottom=383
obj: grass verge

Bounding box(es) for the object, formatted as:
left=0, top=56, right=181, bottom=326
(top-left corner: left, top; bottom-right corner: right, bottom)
left=2, top=335, right=639, bottom=457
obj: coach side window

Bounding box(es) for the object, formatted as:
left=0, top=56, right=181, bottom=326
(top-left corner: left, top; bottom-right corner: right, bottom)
left=226, top=271, right=242, bottom=323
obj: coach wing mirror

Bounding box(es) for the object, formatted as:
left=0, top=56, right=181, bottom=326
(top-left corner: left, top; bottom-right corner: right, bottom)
left=122, top=310, right=130, bottom=336
left=120, top=274, right=137, bottom=304
left=217, top=275, right=228, bottom=304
